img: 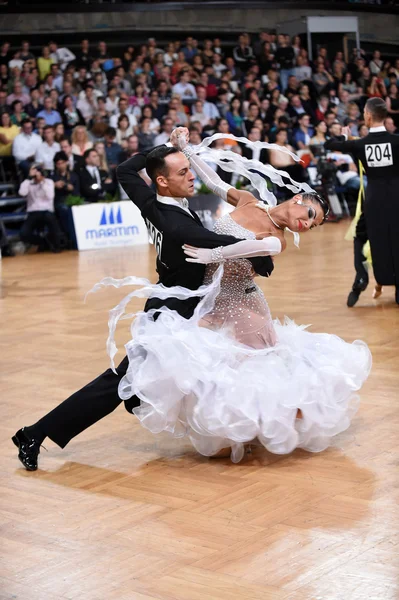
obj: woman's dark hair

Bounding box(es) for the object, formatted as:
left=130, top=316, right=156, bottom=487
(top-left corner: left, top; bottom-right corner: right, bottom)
left=142, top=105, right=153, bottom=118
left=365, top=97, right=388, bottom=121
left=118, top=114, right=130, bottom=126
left=301, top=192, right=329, bottom=223
left=146, top=145, right=179, bottom=184
left=229, top=96, right=242, bottom=112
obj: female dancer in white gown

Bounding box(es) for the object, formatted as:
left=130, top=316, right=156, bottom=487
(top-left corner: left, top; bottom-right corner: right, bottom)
left=97, top=129, right=371, bottom=463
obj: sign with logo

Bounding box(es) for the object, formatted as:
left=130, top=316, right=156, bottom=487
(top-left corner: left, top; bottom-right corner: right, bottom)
left=72, top=201, right=149, bottom=251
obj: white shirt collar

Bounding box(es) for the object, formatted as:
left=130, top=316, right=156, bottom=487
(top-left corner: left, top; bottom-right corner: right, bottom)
left=370, top=126, right=386, bottom=133
left=156, top=194, right=193, bottom=216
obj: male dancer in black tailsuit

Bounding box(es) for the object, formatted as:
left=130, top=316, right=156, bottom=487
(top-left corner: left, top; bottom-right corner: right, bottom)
left=12, top=130, right=274, bottom=470
left=325, top=98, right=399, bottom=306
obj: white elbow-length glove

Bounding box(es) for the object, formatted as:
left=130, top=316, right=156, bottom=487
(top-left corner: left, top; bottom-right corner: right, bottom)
left=176, top=130, right=233, bottom=201
left=183, top=237, right=282, bottom=264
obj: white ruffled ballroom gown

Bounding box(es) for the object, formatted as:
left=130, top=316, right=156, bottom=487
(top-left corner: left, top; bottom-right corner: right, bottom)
left=115, top=214, right=372, bottom=463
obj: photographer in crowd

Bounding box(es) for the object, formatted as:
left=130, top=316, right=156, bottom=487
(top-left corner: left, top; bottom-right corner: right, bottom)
left=18, top=164, right=62, bottom=252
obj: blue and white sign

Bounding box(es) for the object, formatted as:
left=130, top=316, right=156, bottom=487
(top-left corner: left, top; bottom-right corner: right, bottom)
left=72, top=201, right=149, bottom=251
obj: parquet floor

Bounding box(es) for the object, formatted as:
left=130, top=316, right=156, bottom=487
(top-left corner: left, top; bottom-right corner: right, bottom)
left=1, top=221, right=398, bottom=600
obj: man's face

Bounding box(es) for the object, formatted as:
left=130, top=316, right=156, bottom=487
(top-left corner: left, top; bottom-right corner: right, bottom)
left=44, top=98, right=53, bottom=111
left=127, top=136, right=139, bottom=153
left=158, top=152, right=195, bottom=197
left=385, top=117, right=395, bottom=133
left=60, top=140, right=72, bottom=155
left=44, top=128, right=55, bottom=143
left=330, top=122, right=342, bottom=136
left=55, top=159, right=68, bottom=172
left=197, top=87, right=206, bottom=102
left=300, top=116, right=310, bottom=128
left=119, top=99, right=128, bottom=112
left=22, top=121, right=33, bottom=135
left=164, top=119, right=174, bottom=134
left=87, top=151, right=100, bottom=167
left=249, top=127, right=261, bottom=142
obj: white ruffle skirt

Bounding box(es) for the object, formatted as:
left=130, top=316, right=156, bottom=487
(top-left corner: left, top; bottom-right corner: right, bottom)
left=92, top=266, right=372, bottom=463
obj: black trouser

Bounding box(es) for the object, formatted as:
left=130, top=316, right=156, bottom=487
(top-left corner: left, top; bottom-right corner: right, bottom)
left=20, top=211, right=62, bottom=251
left=352, top=209, right=369, bottom=291
left=36, top=356, right=140, bottom=448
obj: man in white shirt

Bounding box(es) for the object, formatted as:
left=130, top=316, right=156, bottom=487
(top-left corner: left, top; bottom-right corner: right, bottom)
left=35, top=125, right=61, bottom=173
left=19, top=165, right=62, bottom=253
left=295, top=56, right=312, bottom=82
left=49, top=41, right=76, bottom=71
left=154, top=117, right=175, bottom=146
left=12, top=119, right=43, bottom=177
left=109, top=97, right=138, bottom=129
left=76, top=85, right=98, bottom=123
left=172, top=70, right=197, bottom=103
left=196, top=85, right=220, bottom=125
left=212, top=54, right=227, bottom=78
left=104, top=86, right=120, bottom=115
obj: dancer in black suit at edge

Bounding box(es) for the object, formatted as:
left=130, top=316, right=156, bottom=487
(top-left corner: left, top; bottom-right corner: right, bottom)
left=325, top=98, right=399, bottom=306
left=12, top=129, right=275, bottom=471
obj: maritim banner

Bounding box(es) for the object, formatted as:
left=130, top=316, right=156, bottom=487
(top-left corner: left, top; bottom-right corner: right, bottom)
left=72, top=201, right=150, bottom=251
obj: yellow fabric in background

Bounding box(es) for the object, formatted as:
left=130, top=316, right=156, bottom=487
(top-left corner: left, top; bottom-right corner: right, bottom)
left=344, top=161, right=372, bottom=265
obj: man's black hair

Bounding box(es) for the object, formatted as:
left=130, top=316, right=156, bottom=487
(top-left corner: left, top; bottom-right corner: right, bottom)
left=365, top=97, right=388, bottom=122
left=146, top=146, right=179, bottom=184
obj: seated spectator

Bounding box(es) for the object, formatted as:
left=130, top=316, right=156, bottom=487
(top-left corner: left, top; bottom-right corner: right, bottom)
left=37, top=46, right=54, bottom=81
left=105, top=85, right=120, bottom=115
left=141, top=105, right=161, bottom=134
left=7, top=81, right=30, bottom=107
left=269, top=128, right=306, bottom=187
left=148, top=89, right=166, bottom=121
left=367, top=74, right=387, bottom=99
left=164, top=43, right=178, bottom=68
left=293, top=113, right=314, bottom=150
left=19, top=164, right=61, bottom=252
left=52, top=150, right=80, bottom=237
left=168, top=96, right=189, bottom=127
left=358, top=124, right=369, bottom=138
left=287, top=94, right=306, bottom=124
left=190, top=100, right=211, bottom=129
left=242, top=126, right=268, bottom=162
left=137, top=117, right=157, bottom=152
left=10, top=99, right=28, bottom=126
left=225, top=97, right=244, bottom=136
left=25, top=87, right=44, bottom=119
left=35, top=125, right=61, bottom=173
left=118, top=134, right=139, bottom=164
left=157, top=80, right=172, bottom=107
left=115, top=114, right=134, bottom=148
left=384, top=116, right=397, bottom=135
left=129, top=83, right=149, bottom=116
left=295, top=55, right=312, bottom=82
left=79, top=148, right=116, bottom=202
left=195, top=84, right=219, bottom=124
left=216, top=117, right=239, bottom=150
left=49, top=41, right=76, bottom=72
left=36, top=96, right=62, bottom=126
left=172, top=70, right=197, bottom=103
left=315, top=96, right=330, bottom=122
left=59, top=137, right=85, bottom=172
left=93, top=141, right=111, bottom=173
left=154, top=116, right=174, bottom=146
left=216, top=89, right=229, bottom=118
left=103, top=127, right=122, bottom=170
left=34, top=117, right=46, bottom=139
left=76, top=84, right=98, bottom=124
left=12, top=118, right=43, bottom=177
left=336, top=90, right=351, bottom=124
left=243, top=102, right=261, bottom=136
left=109, top=97, right=137, bottom=129
left=312, top=62, right=334, bottom=95
left=0, top=111, right=19, bottom=175
left=310, top=120, right=327, bottom=146
left=54, top=122, right=65, bottom=143
left=71, top=125, right=93, bottom=156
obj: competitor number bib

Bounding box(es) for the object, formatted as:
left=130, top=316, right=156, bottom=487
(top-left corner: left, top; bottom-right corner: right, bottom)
left=365, top=143, right=393, bottom=167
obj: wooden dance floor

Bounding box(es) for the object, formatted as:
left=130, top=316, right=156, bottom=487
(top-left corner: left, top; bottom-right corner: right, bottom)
left=1, top=220, right=398, bottom=600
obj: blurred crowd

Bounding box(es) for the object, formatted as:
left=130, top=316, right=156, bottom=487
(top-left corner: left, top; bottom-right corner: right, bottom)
left=0, top=33, right=398, bottom=251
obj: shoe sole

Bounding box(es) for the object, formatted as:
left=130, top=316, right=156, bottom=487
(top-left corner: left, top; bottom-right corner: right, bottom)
left=11, top=435, right=38, bottom=471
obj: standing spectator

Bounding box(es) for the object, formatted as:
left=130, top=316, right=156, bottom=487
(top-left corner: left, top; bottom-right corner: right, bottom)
left=275, top=34, right=296, bottom=92
left=20, top=41, right=35, bottom=63
left=76, top=39, right=92, bottom=69
left=49, top=41, right=76, bottom=72
left=37, top=46, right=54, bottom=82
left=35, top=125, right=61, bottom=173
left=71, top=125, right=93, bottom=156
left=233, top=34, right=254, bottom=73
left=12, top=118, right=43, bottom=177
left=36, top=96, right=62, bottom=126
left=52, top=150, right=80, bottom=237
left=79, top=148, right=115, bottom=201
left=19, top=165, right=61, bottom=252
left=182, top=37, right=198, bottom=63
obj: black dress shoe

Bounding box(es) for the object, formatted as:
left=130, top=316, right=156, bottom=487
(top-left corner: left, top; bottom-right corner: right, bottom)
left=12, top=428, right=41, bottom=471
left=347, top=289, right=361, bottom=307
